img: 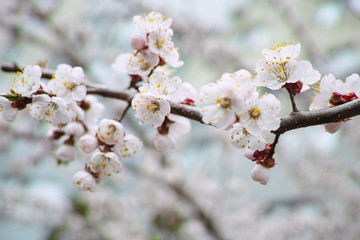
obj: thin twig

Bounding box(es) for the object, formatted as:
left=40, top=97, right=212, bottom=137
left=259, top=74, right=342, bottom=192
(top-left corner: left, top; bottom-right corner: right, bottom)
left=1, top=63, right=54, bottom=79
left=118, top=103, right=131, bottom=122
left=286, top=88, right=299, bottom=113
left=268, top=133, right=281, bottom=159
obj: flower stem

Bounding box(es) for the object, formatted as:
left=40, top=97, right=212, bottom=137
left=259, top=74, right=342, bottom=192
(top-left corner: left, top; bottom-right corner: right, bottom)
left=286, top=88, right=299, bottom=113
left=268, top=133, right=281, bottom=159
left=118, top=103, right=131, bottom=122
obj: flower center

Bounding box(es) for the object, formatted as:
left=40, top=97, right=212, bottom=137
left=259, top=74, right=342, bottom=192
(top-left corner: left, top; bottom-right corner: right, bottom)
left=64, top=81, right=77, bottom=91
left=275, top=62, right=290, bottom=83
left=147, top=101, right=160, bottom=113
left=249, top=108, right=261, bottom=119
left=44, top=102, right=59, bottom=116
left=106, top=124, right=116, bottom=135
left=216, top=97, right=231, bottom=110
left=141, top=62, right=150, bottom=71
left=155, top=39, right=165, bottom=50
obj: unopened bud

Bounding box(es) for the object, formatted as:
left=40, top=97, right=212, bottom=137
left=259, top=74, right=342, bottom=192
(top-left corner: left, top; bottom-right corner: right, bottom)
left=244, top=149, right=256, bottom=160
left=72, top=171, right=96, bottom=191
left=324, top=122, right=342, bottom=134
left=251, top=164, right=270, bottom=185
left=130, top=34, right=146, bottom=50
left=79, top=134, right=98, bottom=153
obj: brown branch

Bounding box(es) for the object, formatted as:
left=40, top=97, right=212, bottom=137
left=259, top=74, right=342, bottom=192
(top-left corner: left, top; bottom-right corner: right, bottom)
left=118, top=103, right=131, bottom=122
left=86, top=87, right=204, bottom=122
left=273, top=100, right=360, bottom=134
left=86, top=87, right=360, bottom=135
left=2, top=63, right=360, bottom=135
left=1, top=63, right=54, bottom=79
left=268, top=133, right=281, bottom=159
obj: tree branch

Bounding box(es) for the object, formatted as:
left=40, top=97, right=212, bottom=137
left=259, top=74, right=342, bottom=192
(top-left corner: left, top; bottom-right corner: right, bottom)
left=2, top=63, right=360, bottom=135
left=86, top=87, right=360, bottom=134
left=273, top=100, right=360, bottom=134
left=1, top=63, right=54, bottom=79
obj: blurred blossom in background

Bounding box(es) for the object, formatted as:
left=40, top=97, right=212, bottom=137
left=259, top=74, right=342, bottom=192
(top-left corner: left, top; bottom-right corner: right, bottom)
left=1, top=0, right=360, bottom=239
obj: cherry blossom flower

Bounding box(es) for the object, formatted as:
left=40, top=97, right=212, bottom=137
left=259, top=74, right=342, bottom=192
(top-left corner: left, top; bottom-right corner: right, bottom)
left=199, top=80, right=245, bottom=129
left=79, top=134, right=98, bottom=154
left=132, top=91, right=170, bottom=127
left=148, top=29, right=183, bottom=68
left=67, top=101, right=85, bottom=122
left=113, top=134, right=143, bottom=158
left=309, top=73, right=360, bottom=133
left=88, top=151, right=122, bottom=177
left=127, top=50, right=160, bottom=77
left=133, top=11, right=172, bottom=33
left=251, top=164, right=271, bottom=185
left=345, top=73, right=360, bottom=96
left=97, top=119, right=124, bottom=145
left=255, top=42, right=320, bottom=90
left=177, top=82, right=197, bottom=103
left=240, top=92, right=281, bottom=136
left=309, top=74, right=359, bottom=111
left=72, top=171, right=96, bottom=192
left=219, top=69, right=255, bottom=99
left=139, top=70, right=183, bottom=102
left=0, top=96, right=18, bottom=122
left=229, top=122, right=269, bottom=151
left=11, top=65, right=41, bottom=97
left=30, top=94, right=71, bottom=126
left=47, top=64, right=86, bottom=103
left=152, top=114, right=191, bottom=152
left=112, top=53, right=132, bottom=74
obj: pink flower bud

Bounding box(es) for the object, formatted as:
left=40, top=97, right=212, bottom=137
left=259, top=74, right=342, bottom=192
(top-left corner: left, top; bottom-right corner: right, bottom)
left=324, top=122, right=342, bottom=134
left=79, top=134, right=98, bottom=154
left=72, top=171, right=96, bottom=191
left=244, top=149, right=256, bottom=160
left=130, top=34, right=146, bottom=50
left=97, top=119, right=124, bottom=145
left=251, top=164, right=270, bottom=185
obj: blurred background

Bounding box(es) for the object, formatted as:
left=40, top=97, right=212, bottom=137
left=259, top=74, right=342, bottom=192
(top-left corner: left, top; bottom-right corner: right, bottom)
left=1, top=0, right=360, bottom=239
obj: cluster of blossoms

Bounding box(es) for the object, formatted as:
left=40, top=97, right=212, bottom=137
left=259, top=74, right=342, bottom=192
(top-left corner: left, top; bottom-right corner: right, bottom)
left=0, top=64, right=87, bottom=125
left=73, top=118, right=142, bottom=191
left=0, top=64, right=143, bottom=192
left=112, top=11, right=195, bottom=151
left=3, top=11, right=360, bottom=188
left=198, top=69, right=281, bottom=185
left=110, top=13, right=360, bottom=185
left=112, top=11, right=183, bottom=82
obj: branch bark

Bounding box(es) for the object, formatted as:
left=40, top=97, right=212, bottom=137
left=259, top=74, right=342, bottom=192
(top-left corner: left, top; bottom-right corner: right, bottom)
left=86, top=86, right=360, bottom=134
left=2, top=63, right=360, bottom=135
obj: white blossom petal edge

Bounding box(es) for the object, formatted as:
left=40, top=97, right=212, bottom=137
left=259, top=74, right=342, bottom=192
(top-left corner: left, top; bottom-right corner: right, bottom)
left=12, top=65, right=41, bottom=97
